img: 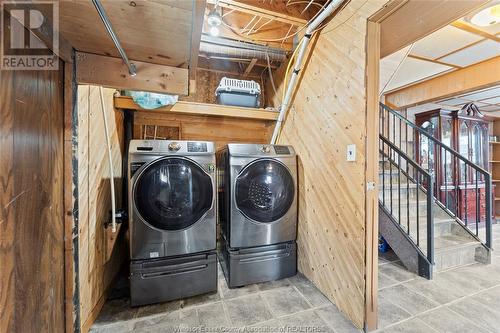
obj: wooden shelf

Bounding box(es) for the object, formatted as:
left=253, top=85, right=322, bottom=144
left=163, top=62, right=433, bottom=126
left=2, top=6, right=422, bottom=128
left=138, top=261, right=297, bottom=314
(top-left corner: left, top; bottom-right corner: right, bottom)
left=114, top=96, right=279, bottom=121
left=495, top=197, right=500, bottom=201
left=493, top=180, right=500, bottom=183
left=490, top=141, right=500, bottom=145
left=490, top=161, right=500, bottom=163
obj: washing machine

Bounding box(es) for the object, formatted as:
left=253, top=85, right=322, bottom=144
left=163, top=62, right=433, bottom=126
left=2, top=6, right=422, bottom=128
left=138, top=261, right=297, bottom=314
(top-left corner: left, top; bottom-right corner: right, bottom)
left=217, top=143, right=298, bottom=287
left=128, top=140, right=217, bottom=306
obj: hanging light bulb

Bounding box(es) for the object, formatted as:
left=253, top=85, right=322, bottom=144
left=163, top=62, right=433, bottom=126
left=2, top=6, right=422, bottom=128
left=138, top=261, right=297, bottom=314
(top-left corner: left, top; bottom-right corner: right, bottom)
left=209, top=26, right=219, bottom=37
left=470, top=3, right=500, bottom=27
left=207, top=8, right=222, bottom=27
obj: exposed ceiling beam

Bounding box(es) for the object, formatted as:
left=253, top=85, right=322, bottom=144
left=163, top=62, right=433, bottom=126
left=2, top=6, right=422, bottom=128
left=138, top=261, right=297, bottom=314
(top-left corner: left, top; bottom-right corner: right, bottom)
left=450, top=21, right=500, bottom=43
left=384, top=56, right=500, bottom=108
left=407, top=54, right=462, bottom=69
left=189, top=0, right=207, bottom=94
left=76, top=52, right=189, bottom=95
left=207, top=0, right=307, bottom=26
left=380, top=0, right=488, bottom=58
left=243, top=58, right=258, bottom=77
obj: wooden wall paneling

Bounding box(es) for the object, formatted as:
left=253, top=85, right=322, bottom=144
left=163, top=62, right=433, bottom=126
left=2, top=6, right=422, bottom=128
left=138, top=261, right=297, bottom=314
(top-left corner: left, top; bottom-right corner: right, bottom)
left=0, top=62, right=66, bottom=332
left=132, top=111, right=274, bottom=150
left=0, top=65, right=15, bottom=333
left=265, top=0, right=388, bottom=328
left=77, top=85, right=126, bottom=332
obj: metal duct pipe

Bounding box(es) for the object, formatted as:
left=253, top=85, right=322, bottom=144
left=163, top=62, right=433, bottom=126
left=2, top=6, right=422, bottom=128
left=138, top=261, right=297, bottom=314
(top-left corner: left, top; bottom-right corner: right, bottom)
left=201, top=34, right=287, bottom=55
left=200, top=42, right=287, bottom=62
left=92, top=0, right=136, bottom=76
left=270, top=0, right=345, bottom=144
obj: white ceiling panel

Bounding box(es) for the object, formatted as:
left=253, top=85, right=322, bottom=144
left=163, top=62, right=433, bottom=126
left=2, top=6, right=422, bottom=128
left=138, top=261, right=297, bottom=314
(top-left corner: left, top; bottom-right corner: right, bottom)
left=410, top=26, right=482, bottom=59
left=460, top=86, right=500, bottom=101
left=439, top=39, right=500, bottom=67
left=385, top=57, right=452, bottom=91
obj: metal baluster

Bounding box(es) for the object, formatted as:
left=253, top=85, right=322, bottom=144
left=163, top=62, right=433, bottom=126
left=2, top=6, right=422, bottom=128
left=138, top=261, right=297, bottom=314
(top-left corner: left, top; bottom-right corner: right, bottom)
left=455, top=156, right=459, bottom=216
left=406, top=123, right=408, bottom=157
left=427, top=174, right=434, bottom=268
left=407, top=158, right=410, bottom=236
left=476, top=169, right=479, bottom=237
left=444, top=148, right=448, bottom=209
left=465, top=165, right=468, bottom=226
left=485, top=172, right=492, bottom=248
left=398, top=153, right=402, bottom=230
left=416, top=169, right=420, bottom=245
left=382, top=140, right=386, bottom=206
left=399, top=117, right=402, bottom=151
left=390, top=147, right=393, bottom=215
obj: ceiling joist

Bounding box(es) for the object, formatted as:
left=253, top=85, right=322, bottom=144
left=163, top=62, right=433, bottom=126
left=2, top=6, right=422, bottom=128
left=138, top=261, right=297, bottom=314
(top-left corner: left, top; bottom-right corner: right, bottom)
left=450, top=21, right=500, bottom=43
left=207, top=0, right=307, bottom=26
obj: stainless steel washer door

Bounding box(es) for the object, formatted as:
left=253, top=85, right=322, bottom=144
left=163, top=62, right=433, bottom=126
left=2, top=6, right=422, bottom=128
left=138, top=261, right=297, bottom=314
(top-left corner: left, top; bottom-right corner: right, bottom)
left=235, top=159, right=295, bottom=223
left=134, top=157, right=213, bottom=231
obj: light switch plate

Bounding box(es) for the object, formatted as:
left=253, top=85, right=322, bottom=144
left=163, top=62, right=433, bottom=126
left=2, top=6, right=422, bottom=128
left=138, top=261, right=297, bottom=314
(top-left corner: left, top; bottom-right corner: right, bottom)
left=347, top=144, right=356, bottom=162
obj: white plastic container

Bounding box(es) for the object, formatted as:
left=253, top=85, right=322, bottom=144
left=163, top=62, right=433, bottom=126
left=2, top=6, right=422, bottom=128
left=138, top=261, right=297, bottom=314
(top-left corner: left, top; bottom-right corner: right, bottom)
left=215, top=77, right=261, bottom=108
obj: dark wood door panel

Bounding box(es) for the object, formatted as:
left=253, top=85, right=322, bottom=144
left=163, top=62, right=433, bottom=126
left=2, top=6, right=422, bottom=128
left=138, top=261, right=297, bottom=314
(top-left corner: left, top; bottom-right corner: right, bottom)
left=0, top=62, right=65, bottom=333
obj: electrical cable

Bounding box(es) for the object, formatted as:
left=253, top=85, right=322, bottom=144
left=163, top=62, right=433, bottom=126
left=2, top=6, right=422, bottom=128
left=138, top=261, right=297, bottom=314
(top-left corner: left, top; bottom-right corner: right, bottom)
left=265, top=52, right=279, bottom=99
left=221, top=0, right=332, bottom=43
left=99, top=86, right=117, bottom=233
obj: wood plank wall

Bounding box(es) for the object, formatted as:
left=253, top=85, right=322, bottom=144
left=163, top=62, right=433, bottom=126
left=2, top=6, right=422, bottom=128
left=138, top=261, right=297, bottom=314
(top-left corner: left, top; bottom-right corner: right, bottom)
left=0, top=62, right=66, bottom=332
left=77, top=85, right=126, bottom=332
left=133, top=111, right=274, bottom=150
left=266, top=1, right=387, bottom=328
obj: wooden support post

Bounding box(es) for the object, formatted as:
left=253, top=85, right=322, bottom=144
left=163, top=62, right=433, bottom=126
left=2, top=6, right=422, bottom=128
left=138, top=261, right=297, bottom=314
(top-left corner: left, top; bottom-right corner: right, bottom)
left=243, top=58, right=258, bottom=77
left=365, top=19, right=380, bottom=332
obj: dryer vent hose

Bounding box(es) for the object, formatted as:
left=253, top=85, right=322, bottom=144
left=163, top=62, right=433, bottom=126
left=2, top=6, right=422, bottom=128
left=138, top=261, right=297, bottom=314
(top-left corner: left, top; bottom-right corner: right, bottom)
left=99, top=86, right=117, bottom=233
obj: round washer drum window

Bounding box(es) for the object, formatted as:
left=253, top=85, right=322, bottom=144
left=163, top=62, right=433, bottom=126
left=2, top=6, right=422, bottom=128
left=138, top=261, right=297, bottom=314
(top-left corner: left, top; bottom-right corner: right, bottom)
left=134, top=157, right=213, bottom=231
left=235, top=159, right=294, bottom=223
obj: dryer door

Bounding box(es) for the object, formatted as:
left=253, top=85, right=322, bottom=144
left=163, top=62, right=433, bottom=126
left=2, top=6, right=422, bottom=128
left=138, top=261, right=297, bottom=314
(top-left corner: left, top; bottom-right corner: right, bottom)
left=134, top=157, right=213, bottom=231
left=235, top=159, right=295, bottom=223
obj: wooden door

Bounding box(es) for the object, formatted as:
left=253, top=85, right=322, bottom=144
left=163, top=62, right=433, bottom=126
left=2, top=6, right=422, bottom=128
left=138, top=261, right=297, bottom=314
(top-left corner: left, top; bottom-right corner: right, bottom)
left=0, top=64, right=66, bottom=332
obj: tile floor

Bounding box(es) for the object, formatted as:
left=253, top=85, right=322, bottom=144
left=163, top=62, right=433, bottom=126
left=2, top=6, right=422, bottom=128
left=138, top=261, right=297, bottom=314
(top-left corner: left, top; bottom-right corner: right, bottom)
left=91, top=224, right=500, bottom=333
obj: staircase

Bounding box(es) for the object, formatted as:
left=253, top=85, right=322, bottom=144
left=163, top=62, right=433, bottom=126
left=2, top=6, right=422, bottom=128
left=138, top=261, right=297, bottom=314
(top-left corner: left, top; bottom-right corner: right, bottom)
left=378, top=103, right=492, bottom=279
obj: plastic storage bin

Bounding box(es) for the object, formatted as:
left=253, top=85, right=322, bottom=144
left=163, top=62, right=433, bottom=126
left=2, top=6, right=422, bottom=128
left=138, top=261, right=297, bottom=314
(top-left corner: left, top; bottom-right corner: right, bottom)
left=215, top=77, right=261, bottom=108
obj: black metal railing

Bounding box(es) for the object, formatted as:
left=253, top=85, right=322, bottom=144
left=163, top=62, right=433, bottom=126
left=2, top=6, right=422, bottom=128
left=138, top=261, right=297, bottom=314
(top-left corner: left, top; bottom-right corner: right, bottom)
left=379, top=103, right=492, bottom=249
left=380, top=135, right=434, bottom=265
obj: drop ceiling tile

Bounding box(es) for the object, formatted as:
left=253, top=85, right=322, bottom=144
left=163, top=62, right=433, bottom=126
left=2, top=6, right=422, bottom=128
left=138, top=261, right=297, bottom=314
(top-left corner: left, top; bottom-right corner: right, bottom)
left=410, top=26, right=482, bottom=59
left=459, top=86, right=500, bottom=101
left=480, top=96, right=500, bottom=104
left=385, top=58, right=452, bottom=91
left=439, top=39, right=500, bottom=67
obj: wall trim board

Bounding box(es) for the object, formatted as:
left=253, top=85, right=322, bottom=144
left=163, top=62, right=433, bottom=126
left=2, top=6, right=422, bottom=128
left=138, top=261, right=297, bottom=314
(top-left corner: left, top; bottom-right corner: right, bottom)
left=64, top=52, right=81, bottom=333
left=75, top=52, right=189, bottom=95
left=364, top=19, right=381, bottom=332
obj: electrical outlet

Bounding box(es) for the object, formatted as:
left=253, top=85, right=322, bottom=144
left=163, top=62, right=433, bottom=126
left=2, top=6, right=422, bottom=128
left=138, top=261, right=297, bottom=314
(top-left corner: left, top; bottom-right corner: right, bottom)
left=347, top=144, right=356, bottom=162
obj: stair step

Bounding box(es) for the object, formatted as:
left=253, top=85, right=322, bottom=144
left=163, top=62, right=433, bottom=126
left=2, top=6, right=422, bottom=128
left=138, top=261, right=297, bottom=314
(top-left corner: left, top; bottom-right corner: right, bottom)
left=433, top=234, right=482, bottom=272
